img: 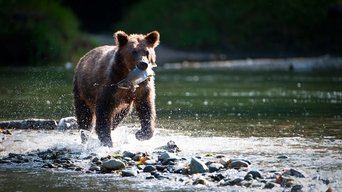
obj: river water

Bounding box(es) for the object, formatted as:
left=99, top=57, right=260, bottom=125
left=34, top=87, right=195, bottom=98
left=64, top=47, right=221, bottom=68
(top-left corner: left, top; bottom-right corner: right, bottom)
left=0, top=66, right=341, bottom=191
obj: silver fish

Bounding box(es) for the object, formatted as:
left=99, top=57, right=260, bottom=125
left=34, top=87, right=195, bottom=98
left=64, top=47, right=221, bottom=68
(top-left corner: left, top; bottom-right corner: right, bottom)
left=117, top=64, right=155, bottom=92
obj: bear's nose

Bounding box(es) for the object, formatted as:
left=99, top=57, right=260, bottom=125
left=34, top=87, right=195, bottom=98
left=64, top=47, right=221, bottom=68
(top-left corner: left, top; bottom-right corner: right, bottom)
left=137, top=61, right=148, bottom=70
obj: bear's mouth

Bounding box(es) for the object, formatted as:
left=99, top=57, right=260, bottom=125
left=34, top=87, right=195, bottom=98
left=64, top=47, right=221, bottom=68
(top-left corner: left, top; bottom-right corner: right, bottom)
left=117, top=63, right=156, bottom=92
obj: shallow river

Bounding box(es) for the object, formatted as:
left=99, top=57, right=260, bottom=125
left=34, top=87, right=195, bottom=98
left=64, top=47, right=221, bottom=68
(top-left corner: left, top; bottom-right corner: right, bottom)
left=0, top=66, right=341, bottom=191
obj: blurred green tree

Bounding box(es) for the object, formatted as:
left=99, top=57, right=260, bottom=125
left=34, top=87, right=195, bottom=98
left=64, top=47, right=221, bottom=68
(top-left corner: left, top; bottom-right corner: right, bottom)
left=116, top=0, right=342, bottom=58
left=0, top=0, right=92, bottom=66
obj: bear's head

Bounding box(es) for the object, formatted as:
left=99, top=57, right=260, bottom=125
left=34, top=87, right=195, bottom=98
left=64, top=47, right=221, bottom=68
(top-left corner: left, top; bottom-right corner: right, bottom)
left=114, top=31, right=160, bottom=71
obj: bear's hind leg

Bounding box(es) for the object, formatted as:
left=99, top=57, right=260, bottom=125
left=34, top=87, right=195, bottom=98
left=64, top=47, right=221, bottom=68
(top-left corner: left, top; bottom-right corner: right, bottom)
left=75, top=98, right=93, bottom=144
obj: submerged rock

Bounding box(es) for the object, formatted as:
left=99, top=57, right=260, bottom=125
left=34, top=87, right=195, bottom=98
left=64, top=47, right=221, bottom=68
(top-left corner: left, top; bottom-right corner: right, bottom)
left=283, top=168, right=305, bottom=178
left=0, top=119, right=57, bottom=129
left=189, top=157, right=208, bottom=174
left=122, top=169, right=138, bottom=177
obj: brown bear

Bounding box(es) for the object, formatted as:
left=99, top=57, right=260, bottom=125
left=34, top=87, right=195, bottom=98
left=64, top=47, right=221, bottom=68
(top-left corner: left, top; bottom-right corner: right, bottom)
left=73, top=31, right=160, bottom=147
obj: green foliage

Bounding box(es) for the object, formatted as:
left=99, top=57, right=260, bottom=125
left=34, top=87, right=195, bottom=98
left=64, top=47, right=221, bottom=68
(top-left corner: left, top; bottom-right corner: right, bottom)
left=116, top=0, right=341, bottom=56
left=0, top=0, right=94, bottom=66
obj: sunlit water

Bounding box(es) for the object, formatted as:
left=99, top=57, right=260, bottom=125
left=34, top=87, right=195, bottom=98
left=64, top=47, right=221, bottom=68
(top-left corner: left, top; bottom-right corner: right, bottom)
left=0, top=66, right=341, bottom=191
left=0, top=126, right=341, bottom=191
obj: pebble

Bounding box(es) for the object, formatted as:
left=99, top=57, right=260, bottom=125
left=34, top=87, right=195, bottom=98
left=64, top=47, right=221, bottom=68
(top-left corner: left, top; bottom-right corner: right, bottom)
left=189, top=157, right=208, bottom=174
left=89, top=165, right=101, bottom=172
left=283, top=168, right=305, bottom=178
left=227, top=159, right=250, bottom=169
left=245, top=170, right=263, bottom=179
left=143, top=165, right=156, bottom=173
left=193, top=177, right=208, bottom=185
left=291, top=184, right=303, bottom=192
left=0, top=140, right=325, bottom=191
left=102, top=159, right=126, bottom=171
left=263, top=182, right=276, bottom=189
left=277, top=155, right=289, bottom=159
left=122, top=169, right=138, bottom=177
left=123, top=151, right=135, bottom=158
left=208, top=163, right=224, bottom=173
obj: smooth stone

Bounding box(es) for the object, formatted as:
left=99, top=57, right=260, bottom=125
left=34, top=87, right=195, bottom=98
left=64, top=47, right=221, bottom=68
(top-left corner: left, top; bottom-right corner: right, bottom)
left=283, top=168, right=305, bottom=178
left=209, top=173, right=225, bottom=182
left=122, top=169, right=138, bottom=177
left=0, top=159, right=11, bottom=164
left=208, top=163, right=224, bottom=173
left=162, top=157, right=177, bottom=165
left=89, top=165, right=101, bottom=171
left=189, top=157, right=209, bottom=174
left=245, top=170, right=263, bottom=179
left=227, top=160, right=250, bottom=169
left=92, top=157, right=99, bottom=163
left=132, top=154, right=142, bottom=161
left=158, top=152, right=174, bottom=161
left=143, top=165, right=156, bottom=173
left=244, top=173, right=253, bottom=181
left=291, top=184, right=304, bottom=192
left=277, top=155, right=289, bottom=159
left=123, top=151, right=135, bottom=158
left=102, top=159, right=126, bottom=170
left=264, top=182, right=276, bottom=189
left=193, top=177, right=208, bottom=185
left=221, top=178, right=244, bottom=186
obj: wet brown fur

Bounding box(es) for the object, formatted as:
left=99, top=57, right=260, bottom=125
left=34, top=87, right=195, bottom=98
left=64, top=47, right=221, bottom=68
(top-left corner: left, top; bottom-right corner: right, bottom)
left=73, top=31, right=160, bottom=147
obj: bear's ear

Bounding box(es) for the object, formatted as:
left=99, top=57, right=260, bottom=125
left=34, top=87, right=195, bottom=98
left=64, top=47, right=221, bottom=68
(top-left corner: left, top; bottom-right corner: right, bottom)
left=114, top=31, right=129, bottom=47
left=145, top=31, right=160, bottom=48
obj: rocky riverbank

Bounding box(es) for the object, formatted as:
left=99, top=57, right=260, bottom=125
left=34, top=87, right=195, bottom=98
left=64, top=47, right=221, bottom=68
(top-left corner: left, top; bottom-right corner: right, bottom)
left=0, top=139, right=333, bottom=192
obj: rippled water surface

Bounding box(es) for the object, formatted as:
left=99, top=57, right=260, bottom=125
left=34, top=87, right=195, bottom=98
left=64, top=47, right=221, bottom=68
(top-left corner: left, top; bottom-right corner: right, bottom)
left=0, top=66, right=341, bottom=191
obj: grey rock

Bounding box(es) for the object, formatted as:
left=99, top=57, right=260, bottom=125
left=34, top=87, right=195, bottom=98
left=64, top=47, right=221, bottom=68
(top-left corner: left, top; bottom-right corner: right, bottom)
left=189, top=157, right=209, bottom=174
left=208, top=163, right=224, bottom=173
left=283, top=168, right=305, bottom=178
left=291, top=184, right=303, bottom=192
left=89, top=165, right=101, bottom=171
left=143, top=165, right=156, bottom=173
left=244, top=173, right=253, bottom=181
left=245, top=170, right=263, bottom=179
left=227, top=159, right=250, bottom=169
left=221, top=178, right=244, bottom=186
left=122, top=169, right=138, bottom=177
left=123, top=151, right=135, bottom=158
left=277, top=155, right=289, bottom=159
left=193, top=177, right=208, bottom=185
left=57, top=116, right=78, bottom=129
left=264, top=182, right=276, bottom=189
left=158, top=152, right=174, bottom=161
left=102, top=159, right=126, bottom=170
left=0, top=119, right=57, bottom=129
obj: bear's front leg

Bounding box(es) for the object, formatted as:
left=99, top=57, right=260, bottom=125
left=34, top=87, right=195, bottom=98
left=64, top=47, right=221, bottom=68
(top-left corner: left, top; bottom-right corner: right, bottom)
left=95, top=100, right=114, bottom=147
left=135, top=94, right=156, bottom=140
